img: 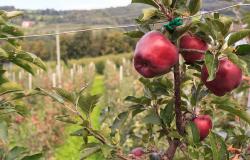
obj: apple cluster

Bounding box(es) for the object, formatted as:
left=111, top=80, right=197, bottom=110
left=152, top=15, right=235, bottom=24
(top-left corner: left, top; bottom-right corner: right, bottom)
left=133, top=31, right=243, bottom=141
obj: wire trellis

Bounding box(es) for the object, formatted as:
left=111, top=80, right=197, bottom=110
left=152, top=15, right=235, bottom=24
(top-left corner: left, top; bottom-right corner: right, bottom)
left=0, top=3, right=250, bottom=40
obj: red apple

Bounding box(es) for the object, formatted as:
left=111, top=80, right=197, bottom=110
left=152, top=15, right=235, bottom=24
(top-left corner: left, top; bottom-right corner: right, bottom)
left=131, top=147, right=144, bottom=157
left=201, top=58, right=242, bottom=96
left=134, top=31, right=178, bottom=78
left=180, top=34, right=208, bottom=63
left=193, top=115, right=212, bottom=141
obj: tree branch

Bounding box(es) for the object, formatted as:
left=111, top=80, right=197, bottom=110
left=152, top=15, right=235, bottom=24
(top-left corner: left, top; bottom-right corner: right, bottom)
left=173, top=61, right=185, bottom=135
left=163, top=59, right=185, bottom=160
left=165, top=139, right=180, bottom=160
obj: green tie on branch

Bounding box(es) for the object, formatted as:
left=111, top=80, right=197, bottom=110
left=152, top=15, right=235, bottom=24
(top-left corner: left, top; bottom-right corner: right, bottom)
left=164, top=17, right=183, bottom=32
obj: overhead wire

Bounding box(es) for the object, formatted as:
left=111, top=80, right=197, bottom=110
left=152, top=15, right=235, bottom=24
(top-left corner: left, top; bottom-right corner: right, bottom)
left=0, top=3, right=250, bottom=40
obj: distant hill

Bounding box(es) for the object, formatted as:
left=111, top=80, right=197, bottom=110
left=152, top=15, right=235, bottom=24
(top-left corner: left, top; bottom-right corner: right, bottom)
left=0, top=1, right=247, bottom=30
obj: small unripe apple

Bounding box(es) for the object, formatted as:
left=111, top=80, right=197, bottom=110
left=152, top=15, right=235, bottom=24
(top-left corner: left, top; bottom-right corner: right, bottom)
left=180, top=34, right=208, bottom=63
left=131, top=147, right=144, bottom=157
left=193, top=115, right=212, bottom=140
left=201, top=58, right=242, bottom=96
left=134, top=31, right=178, bottom=78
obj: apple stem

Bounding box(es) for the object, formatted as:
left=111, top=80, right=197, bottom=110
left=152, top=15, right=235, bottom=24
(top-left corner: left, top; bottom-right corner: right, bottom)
left=153, top=0, right=172, bottom=21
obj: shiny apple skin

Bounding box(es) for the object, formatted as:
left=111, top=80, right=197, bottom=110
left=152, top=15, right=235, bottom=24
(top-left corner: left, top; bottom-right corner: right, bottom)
left=201, top=59, right=242, bottom=96
left=134, top=31, right=178, bottom=78
left=193, top=115, right=212, bottom=141
left=180, top=34, right=208, bottom=63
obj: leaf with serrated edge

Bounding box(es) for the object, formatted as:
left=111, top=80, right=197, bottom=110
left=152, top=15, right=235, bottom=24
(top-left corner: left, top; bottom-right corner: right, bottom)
left=188, top=0, right=201, bottom=15
left=228, top=29, right=250, bottom=46
left=205, top=51, right=218, bottom=81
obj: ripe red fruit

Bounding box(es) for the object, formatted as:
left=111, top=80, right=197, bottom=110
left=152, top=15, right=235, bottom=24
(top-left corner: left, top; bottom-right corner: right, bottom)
left=201, top=58, right=242, bottom=96
left=134, top=31, right=178, bottom=78
left=131, top=147, right=144, bottom=157
left=180, top=34, right=208, bottom=63
left=193, top=115, right=212, bottom=140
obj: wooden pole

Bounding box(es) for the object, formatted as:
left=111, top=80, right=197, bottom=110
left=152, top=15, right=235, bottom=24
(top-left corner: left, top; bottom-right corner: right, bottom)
left=28, top=73, right=32, bottom=90
left=56, top=28, right=62, bottom=87
left=52, top=73, right=56, bottom=88
left=119, top=66, right=123, bottom=81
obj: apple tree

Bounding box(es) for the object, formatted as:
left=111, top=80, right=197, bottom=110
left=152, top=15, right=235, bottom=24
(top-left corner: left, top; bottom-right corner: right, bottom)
left=0, top=10, right=46, bottom=159
left=37, top=0, right=250, bottom=160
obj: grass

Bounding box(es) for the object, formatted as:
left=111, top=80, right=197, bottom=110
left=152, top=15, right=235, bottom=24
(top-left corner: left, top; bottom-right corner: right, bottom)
left=55, top=75, right=104, bottom=160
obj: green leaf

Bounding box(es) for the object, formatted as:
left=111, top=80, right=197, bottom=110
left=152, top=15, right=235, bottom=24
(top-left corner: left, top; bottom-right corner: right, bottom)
left=205, top=51, right=218, bottom=81
left=15, top=51, right=47, bottom=71
left=80, top=145, right=101, bottom=160
left=227, top=52, right=248, bottom=74
left=70, top=128, right=88, bottom=137
left=212, top=19, right=225, bottom=34
left=212, top=97, right=250, bottom=125
left=100, top=145, right=112, bottom=158
left=0, top=148, right=4, bottom=159
left=0, top=82, right=22, bottom=96
left=54, top=88, right=75, bottom=103
left=21, top=153, right=43, bottom=160
left=209, top=133, right=219, bottom=160
left=111, top=111, right=129, bottom=135
left=228, top=29, right=250, bottom=46
left=214, top=12, right=220, bottom=19
left=141, top=8, right=158, bottom=21
left=125, top=96, right=150, bottom=105
left=35, top=88, right=64, bottom=104
left=172, top=23, right=192, bottom=41
left=15, top=102, right=29, bottom=116
left=131, top=107, right=145, bottom=117
left=131, top=0, right=158, bottom=8
left=160, top=100, right=174, bottom=127
left=235, top=44, right=250, bottom=56
left=220, top=16, right=232, bottom=36
left=217, top=135, right=229, bottom=160
left=55, top=115, right=77, bottom=124
left=0, top=121, right=8, bottom=143
left=10, top=58, right=35, bottom=75
left=0, top=16, right=6, bottom=25
left=78, top=94, right=100, bottom=115
left=142, top=110, right=161, bottom=125
left=208, top=132, right=229, bottom=160
left=0, top=48, right=8, bottom=58
left=6, top=146, right=27, bottom=160
left=186, top=122, right=200, bottom=145
left=124, top=30, right=145, bottom=38
left=188, top=0, right=201, bottom=15
left=2, top=24, right=23, bottom=37
left=162, top=0, right=172, bottom=6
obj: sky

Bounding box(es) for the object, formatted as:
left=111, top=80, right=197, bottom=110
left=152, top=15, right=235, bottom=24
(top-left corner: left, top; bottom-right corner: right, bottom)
left=0, top=0, right=132, bottom=10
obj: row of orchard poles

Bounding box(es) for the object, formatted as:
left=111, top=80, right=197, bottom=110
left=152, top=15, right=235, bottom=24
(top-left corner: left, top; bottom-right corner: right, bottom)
left=5, top=24, right=250, bottom=109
